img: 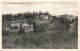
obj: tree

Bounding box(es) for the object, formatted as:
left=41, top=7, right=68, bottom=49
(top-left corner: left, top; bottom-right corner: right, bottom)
left=18, top=24, right=25, bottom=35
left=2, top=14, right=14, bottom=21
left=38, top=23, right=48, bottom=32
left=16, top=13, right=23, bottom=20
left=44, top=11, right=50, bottom=15
left=39, top=11, right=44, bottom=15
left=33, top=22, right=38, bottom=33
left=59, top=17, right=70, bottom=31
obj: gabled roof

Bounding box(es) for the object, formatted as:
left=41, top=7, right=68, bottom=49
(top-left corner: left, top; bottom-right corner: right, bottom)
left=22, top=23, right=29, bottom=26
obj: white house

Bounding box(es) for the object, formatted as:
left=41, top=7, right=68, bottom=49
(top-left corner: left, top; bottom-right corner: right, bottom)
left=10, top=23, right=21, bottom=32
left=22, top=23, right=32, bottom=32
left=39, top=15, right=49, bottom=23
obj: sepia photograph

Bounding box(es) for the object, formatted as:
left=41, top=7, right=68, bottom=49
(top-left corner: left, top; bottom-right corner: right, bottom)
left=2, top=1, right=78, bottom=49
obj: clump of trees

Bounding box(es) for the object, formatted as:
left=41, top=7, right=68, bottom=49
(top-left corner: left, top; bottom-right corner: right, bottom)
left=2, top=11, right=50, bottom=23
left=33, top=22, right=49, bottom=33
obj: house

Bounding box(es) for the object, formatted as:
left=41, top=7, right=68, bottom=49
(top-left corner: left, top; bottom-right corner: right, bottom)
left=22, top=23, right=33, bottom=32
left=10, top=22, right=21, bottom=32
left=39, top=15, right=49, bottom=23
left=40, top=15, right=49, bottom=20
left=70, top=23, right=76, bottom=29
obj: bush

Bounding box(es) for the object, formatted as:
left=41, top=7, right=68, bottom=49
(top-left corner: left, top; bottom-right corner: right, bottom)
left=14, top=39, right=20, bottom=46
left=2, top=39, right=8, bottom=48
left=2, top=29, right=10, bottom=36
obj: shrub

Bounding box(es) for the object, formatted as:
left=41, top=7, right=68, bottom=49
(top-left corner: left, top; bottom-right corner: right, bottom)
left=2, top=29, right=10, bottom=36
left=14, top=39, right=20, bottom=46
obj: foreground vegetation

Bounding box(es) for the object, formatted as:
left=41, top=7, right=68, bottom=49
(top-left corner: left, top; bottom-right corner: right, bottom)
left=2, top=30, right=78, bottom=49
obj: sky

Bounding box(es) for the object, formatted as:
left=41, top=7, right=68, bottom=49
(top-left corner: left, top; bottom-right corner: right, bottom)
left=2, top=1, right=78, bottom=16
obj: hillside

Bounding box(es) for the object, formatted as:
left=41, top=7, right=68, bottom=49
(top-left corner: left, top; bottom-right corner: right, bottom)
left=2, top=11, right=78, bottom=49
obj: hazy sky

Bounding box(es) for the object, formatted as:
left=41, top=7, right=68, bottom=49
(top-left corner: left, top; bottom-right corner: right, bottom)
left=2, top=1, right=78, bottom=16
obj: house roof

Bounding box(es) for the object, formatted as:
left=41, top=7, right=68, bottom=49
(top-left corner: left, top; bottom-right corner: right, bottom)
left=40, top=15, right=48, bottom=19
left=11, top=19, right=27, bottom=23
left=11, top=23, right=21, bottom=27
left=16, top=20, right=26, bottom=23
left=22, top=23, right=29, bottom=26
